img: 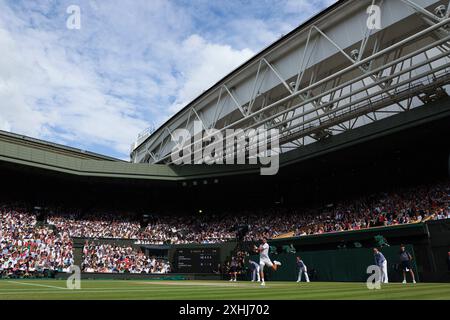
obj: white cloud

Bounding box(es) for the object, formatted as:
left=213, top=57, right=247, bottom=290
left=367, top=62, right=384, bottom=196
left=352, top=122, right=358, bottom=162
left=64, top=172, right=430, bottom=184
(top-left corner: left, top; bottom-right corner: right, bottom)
left=285, top=0, right=338, bottom=14
left=0, top=10, right=149, bottom=156
left=168, top=34, right=254, bottom=114
left=0, top=0, right=335, bottom=159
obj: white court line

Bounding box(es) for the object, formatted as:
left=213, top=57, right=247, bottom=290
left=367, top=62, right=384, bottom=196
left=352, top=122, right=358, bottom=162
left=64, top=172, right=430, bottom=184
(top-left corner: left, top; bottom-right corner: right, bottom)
left=0, top=288, right=226, bottom=295
left=139, top=281, right=254, bottom=288
left=6, top=281, right=68, bottom=290
left=0, top=285, right=241, bottom=292
left=0, top=282, right=268, bottom=296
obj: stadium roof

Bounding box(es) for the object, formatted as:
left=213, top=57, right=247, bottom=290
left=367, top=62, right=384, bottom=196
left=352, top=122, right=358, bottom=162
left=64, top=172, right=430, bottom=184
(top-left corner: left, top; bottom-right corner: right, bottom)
left=132, top=0, right=347, bottom=153
left=1, top=97, right=449, bottom=181
left=131, top=0, right=450, bottom=167
left=0, top=129, right=121, bottom=161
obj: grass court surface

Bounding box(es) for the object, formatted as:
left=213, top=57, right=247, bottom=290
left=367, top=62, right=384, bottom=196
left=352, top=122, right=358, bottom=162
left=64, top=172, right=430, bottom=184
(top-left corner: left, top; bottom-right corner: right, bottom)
left=0, top=280, right=449, bottom=300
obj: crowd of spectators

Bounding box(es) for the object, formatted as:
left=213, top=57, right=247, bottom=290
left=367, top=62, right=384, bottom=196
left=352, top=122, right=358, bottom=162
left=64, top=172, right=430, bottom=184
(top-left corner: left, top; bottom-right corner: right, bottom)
left=0, top=207, right=73, bottom=278
left=47, top=213, right=141, bottom=239
left=47, top=212, right=237, bottom=244
left=245, top=181, right=450, bottom=240
left=0, top=181, right=448, bottom=278
left=44, top=181, right=450, bottom=243
left=82, top=241, right=170, bottom=274
left=139, top=215, right=237, bottom=244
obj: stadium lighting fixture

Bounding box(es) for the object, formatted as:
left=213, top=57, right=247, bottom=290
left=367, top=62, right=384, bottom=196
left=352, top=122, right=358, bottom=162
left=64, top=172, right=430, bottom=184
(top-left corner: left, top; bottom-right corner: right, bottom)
left=434, top=5, right=447, bottom=18
left=289, top=81, right=296, bottom=91
left=311, top=129, right=332, bottom=141
left=350, top=49, right=360, bottom=61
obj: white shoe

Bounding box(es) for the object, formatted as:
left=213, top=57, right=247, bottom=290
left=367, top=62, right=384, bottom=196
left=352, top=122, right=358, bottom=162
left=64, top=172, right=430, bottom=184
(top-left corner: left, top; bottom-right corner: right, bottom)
left=273, top=261, right=282, bottom=266
left=257, top=279, right=261, bottom=282
left=260, top=281, right=265, bottom=286
left=402, top=280, right=407, bottom=284
left=413, top=280, right=416, bottom=284
left=296, top=280, right=300, bottom=283
left=251, top=280, right=254, bottom=282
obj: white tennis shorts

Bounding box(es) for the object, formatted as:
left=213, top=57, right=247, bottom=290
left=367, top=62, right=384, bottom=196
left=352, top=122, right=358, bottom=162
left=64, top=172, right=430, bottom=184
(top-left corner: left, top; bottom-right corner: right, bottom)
left=259, top=258, right=273, bottom=269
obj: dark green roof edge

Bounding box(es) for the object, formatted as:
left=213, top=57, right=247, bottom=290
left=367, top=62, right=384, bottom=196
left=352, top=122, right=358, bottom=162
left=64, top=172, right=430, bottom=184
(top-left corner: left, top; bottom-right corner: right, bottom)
left=0, top=129, right=122, bottom=162
left=0, top=99, right=449, bottom=181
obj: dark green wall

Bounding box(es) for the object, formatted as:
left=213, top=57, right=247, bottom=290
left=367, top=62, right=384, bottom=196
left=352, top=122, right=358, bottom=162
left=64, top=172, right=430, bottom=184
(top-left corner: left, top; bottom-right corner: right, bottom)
left=71, top=220, right=450, bottom=283
left=249, top=245, right=417, bottom=282
left=168, top=241, right=238, bottom=265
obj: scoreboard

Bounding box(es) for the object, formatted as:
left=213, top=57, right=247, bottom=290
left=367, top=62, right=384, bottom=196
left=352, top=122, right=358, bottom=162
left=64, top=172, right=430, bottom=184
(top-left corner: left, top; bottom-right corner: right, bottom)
left=174, top=248, right=220, bottom=273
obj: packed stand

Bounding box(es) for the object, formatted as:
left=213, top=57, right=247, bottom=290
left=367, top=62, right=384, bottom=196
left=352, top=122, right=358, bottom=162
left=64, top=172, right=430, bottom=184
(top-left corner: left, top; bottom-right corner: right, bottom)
left=139, top=215, right=237, bottom=244
left=46, top=181, right=450, bottom=243
left=1, top=180, right=449, bottom=256
left=48, top=212, right=238, bottom=244
left=244, top=181, right=450, bottom=240
left=0, top=207, right=73, bottom=278
left=47, top=213, right=141, bottom=239
left=82, top=241, right=170, bottom=274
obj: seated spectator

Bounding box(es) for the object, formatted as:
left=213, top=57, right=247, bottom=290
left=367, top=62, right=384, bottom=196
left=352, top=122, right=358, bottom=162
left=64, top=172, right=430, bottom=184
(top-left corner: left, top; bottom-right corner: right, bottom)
left=0, top=207, right=73, bottom=278
left=0, top=178, right=448, bottom=279
left=81, top=241, right=170, bottom=274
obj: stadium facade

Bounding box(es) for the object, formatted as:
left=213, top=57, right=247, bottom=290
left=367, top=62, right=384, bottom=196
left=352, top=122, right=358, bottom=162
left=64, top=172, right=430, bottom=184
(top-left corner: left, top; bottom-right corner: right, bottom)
left=130, top=0, right=450, bottom=168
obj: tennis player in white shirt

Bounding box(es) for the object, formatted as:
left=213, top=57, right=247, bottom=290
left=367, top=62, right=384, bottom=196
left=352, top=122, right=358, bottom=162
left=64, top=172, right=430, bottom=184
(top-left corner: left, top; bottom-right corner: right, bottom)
left=253, top=237, right=281, bottom=286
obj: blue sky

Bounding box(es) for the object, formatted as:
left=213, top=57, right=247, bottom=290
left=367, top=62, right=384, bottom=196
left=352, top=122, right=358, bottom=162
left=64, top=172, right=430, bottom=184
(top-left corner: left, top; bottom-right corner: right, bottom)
left=0, top=0, right=336, bottom=160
